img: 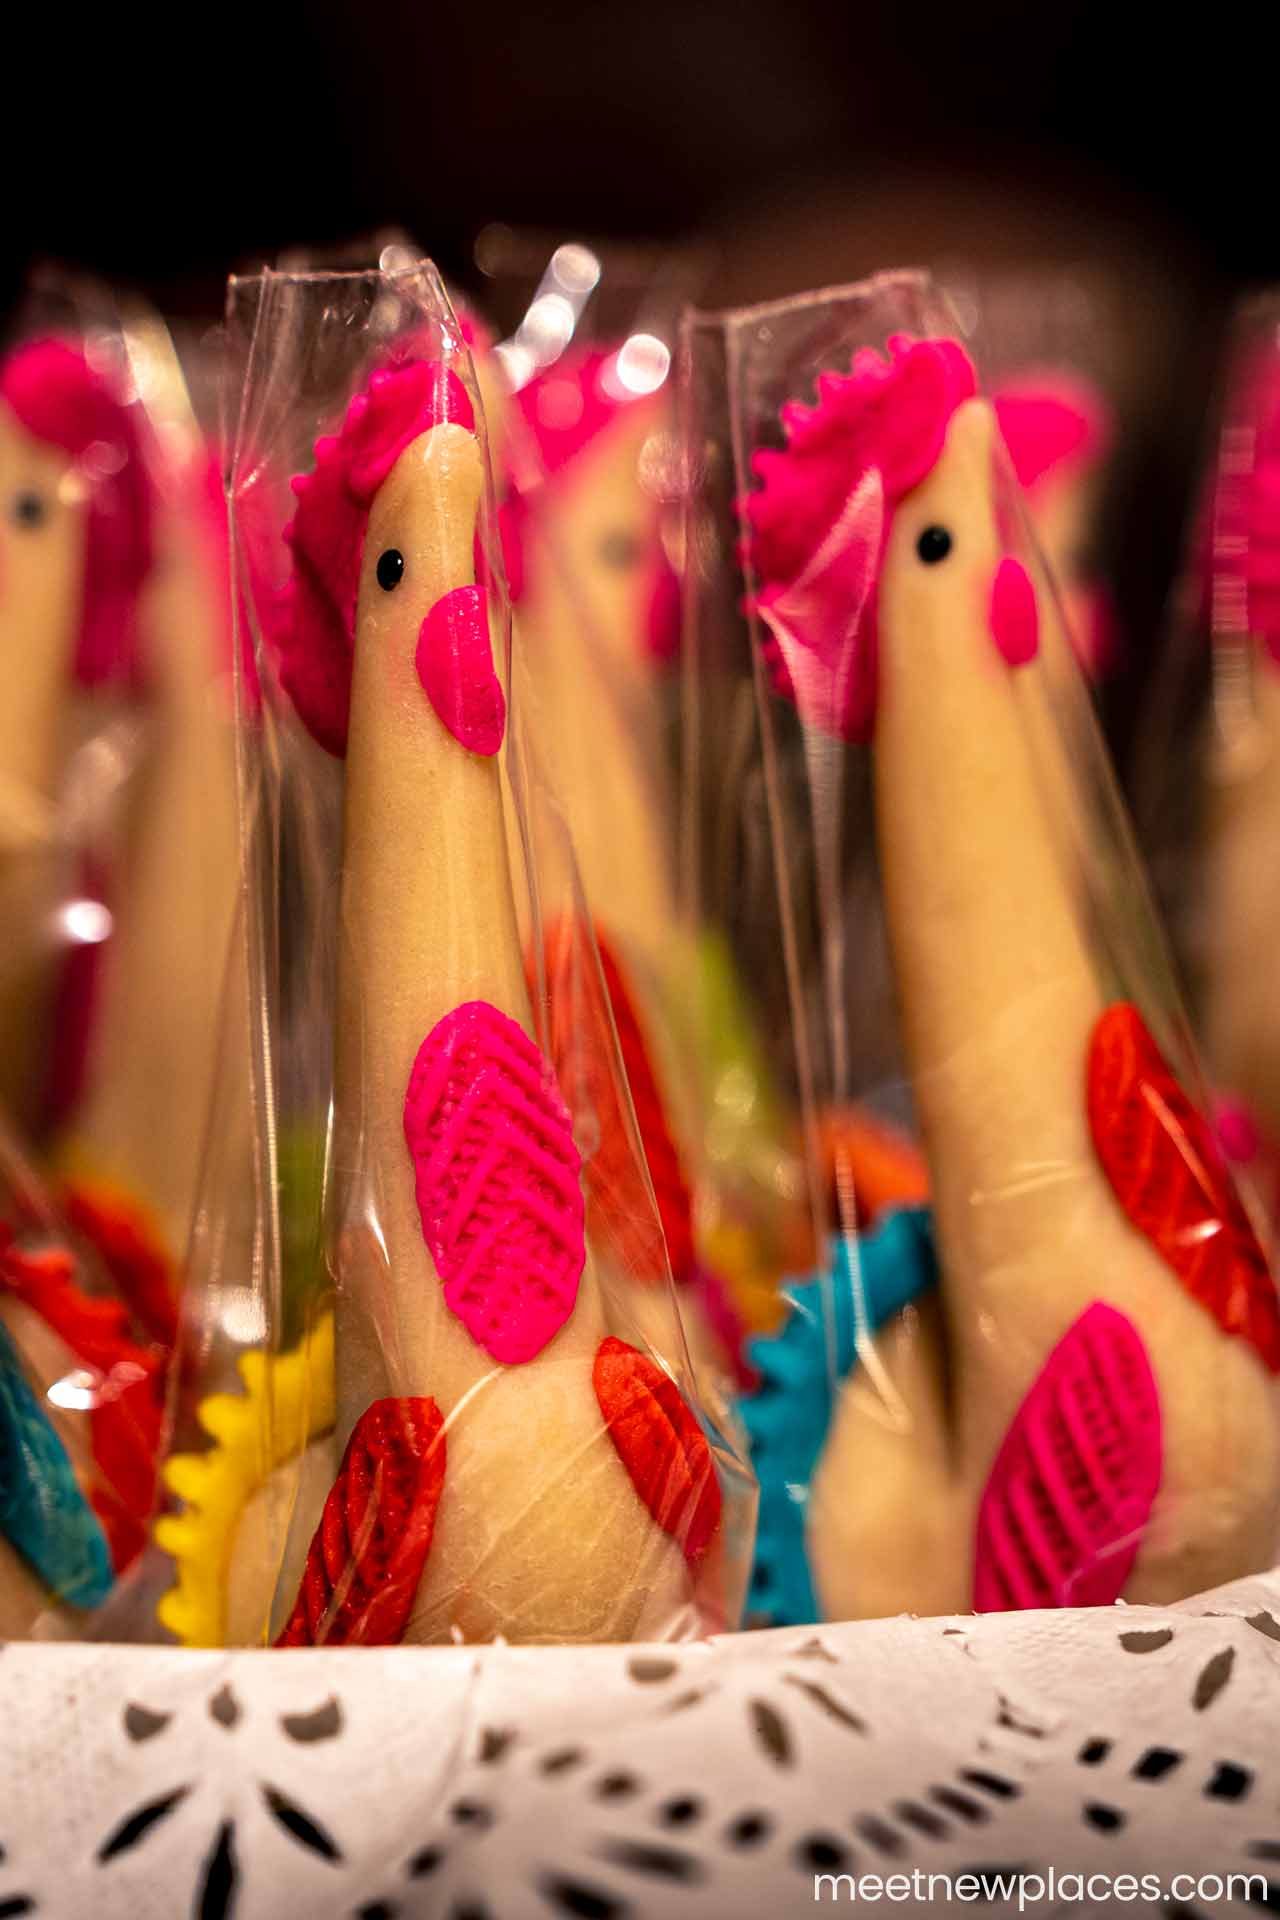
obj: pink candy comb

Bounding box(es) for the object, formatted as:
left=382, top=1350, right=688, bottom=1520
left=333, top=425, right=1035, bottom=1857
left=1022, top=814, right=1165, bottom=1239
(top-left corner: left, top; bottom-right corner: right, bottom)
left=403, top=1000, right=585, bottom=1365
left=503, top=344, right=677, bottom=658
left=741, top=334, right=976, bottom=741
left=0, top=338, right=153, bottom=688
left=973, top=1301, right=1162, bottom=1612
left=275, top=360, right=475, bottom=755
left=514, top=346, right=661, bottom=483
left=1209, top=345, right=1280, bottom=661
left=993, top=370, right=1111, bottom=496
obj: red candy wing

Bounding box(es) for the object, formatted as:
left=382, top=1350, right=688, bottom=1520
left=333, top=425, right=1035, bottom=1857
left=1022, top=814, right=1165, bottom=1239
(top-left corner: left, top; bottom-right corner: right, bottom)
left=1087, top=1003, right=1280, bottom=1371
left=596, top=937, right=695, bottom=1283
left=1, top=1232, right=164, bottom=1570
left=60, top=1180, right=179, bottom=1350
left=542, top=918, right=693, bottom=1287
left=274, top=1396, right=446, bottom=1647
left=593, top=1336, right=721, bottom=1562
left=974, top=1302, right=1162, bottom=1612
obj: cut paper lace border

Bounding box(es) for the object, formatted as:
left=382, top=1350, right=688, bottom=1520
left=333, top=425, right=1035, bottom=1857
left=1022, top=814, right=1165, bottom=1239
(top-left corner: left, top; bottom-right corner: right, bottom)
left=4, top=1571, right=1280, bottom=1916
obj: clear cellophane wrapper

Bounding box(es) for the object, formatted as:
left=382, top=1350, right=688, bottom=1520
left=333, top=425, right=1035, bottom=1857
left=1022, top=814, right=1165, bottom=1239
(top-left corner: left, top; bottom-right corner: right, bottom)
left=0, top=277, right=243, bottom=1636
left=946, top=265, right=1127, bottom=683
left=464, top=235, right=776, bottom=1394
left=682, top=268, right=1280, bottom=1629
left=152, top=259, right=752, bottom=1651
left=474, top=230, right=813, bottom=1362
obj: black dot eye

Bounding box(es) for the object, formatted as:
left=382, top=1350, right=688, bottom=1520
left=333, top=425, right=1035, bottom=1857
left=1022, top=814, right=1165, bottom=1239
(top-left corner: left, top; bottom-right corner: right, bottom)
left=376, top=547, right=404, bottom=592
left=916, top=525, right=952, bottom=564
left=598, top=528, right=642, bottom=570
left=11, top=490, right=46, bottom=530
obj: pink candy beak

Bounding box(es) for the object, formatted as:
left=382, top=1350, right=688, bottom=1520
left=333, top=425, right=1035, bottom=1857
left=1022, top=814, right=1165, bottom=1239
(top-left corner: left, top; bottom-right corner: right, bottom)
left=416, top=584, right=506, bottom=756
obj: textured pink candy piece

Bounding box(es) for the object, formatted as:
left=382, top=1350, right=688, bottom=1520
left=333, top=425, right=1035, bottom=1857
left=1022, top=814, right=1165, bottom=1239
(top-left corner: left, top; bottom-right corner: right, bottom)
left=403, top=1001, right=584, bottom=1363
left=741, top=334, right=977, bottom=742
left=514, top=347, right=658, bottom=480
left=498, top=346, right=666, bottom=621
left=989, top=555, right=1039, bottom=666
left=276, top=360, right=475, bottom=756
left=1203, top=345, right=1280, bottom=659
left=993, top=372, right=1111, bottom=495
left=973, top=1301, right=1162, bottom=1612
left=1, top=338, right=152, bottom=688
left=416, top=584, right=505, bottom=755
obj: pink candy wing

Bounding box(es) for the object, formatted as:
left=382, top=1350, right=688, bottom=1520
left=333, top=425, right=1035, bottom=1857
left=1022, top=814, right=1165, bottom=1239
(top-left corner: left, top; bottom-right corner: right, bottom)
left=973, top=1301, right=1162, bottom=1611
left=403, top=1001, right=585, bottom=1363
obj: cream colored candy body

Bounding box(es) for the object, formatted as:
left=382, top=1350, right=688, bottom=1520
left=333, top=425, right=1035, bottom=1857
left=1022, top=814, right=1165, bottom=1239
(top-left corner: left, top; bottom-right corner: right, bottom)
left=63, top=483, right=243, bottom=1259
left=515, top=409, right=674, bottom=964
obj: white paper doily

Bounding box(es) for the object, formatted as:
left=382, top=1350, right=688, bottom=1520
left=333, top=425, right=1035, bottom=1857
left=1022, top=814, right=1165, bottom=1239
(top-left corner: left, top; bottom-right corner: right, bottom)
left=5, top=1572, right=1280, bottom=1917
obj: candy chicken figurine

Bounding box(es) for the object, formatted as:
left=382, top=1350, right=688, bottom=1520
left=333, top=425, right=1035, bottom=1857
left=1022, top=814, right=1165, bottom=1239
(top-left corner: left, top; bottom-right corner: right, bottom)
left=171, top=341, right=725, bottom=1647
left=56, top=441, right=242, bottom=1329
left=742, top=330, right=1280, bottom=1621
left=0, top=329, right=223, bottom=1324
left=764, top=372, right=1117, bottom=1300
left=0, top=340, right=167, bottom=1591
left=0, top=340, right=151, bottom=1137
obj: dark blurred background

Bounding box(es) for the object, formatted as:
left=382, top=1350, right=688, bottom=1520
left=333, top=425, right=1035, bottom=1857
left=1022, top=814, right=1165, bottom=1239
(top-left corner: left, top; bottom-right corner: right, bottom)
left=6, top=0, right=1280, bottom=765
left=7, top=0, right=1278, bottom=309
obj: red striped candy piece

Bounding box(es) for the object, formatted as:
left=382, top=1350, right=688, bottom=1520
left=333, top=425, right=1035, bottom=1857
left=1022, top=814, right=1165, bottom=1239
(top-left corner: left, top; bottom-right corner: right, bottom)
left=275, top=1397, right=446, bottom=1647
left=593, top=1336, right=721, bottom=1562
left=1087, top=1002, right=1280, bottom=1371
